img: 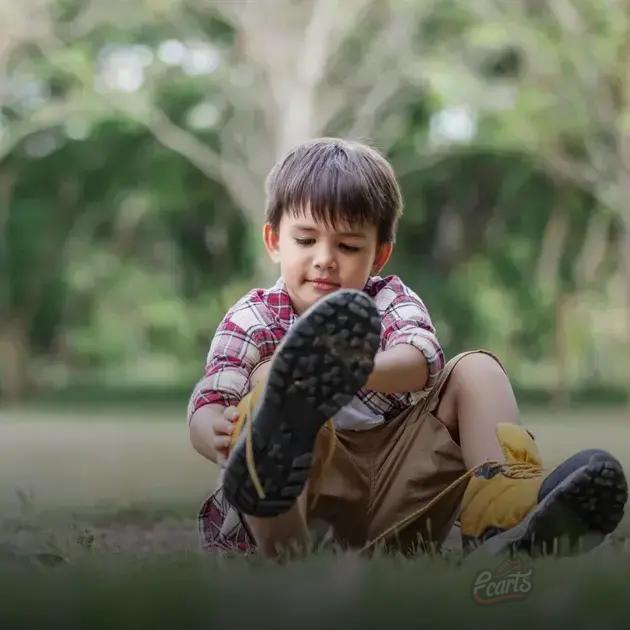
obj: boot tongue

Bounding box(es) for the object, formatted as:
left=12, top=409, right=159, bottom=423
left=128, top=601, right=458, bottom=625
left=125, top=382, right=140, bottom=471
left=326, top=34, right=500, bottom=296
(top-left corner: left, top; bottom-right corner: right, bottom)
left=496, top=423, right=542, bottom=466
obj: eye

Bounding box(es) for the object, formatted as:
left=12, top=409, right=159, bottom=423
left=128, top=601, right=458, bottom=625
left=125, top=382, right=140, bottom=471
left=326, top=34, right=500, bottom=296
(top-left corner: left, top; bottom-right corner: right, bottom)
left=339, top=243, right=361, bottom=252
left=294, top=238, right=315, bottom=246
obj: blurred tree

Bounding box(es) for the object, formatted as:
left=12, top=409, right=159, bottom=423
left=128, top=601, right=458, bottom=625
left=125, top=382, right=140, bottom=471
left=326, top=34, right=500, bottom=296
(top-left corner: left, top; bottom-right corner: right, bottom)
left=8, top=0, right=450, bottom=270
left=460, top=0, right=630, bottom=393
left=0, top=0, right=627, bottom=402
left=0, top=0, right=452, bottom=398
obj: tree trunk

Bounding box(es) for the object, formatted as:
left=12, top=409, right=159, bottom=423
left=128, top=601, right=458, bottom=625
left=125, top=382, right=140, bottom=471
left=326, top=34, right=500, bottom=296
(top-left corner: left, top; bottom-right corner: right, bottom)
left=621, top=215, right=630, bottom=343
left=552, top=293, right=571, bottom=407
left=620, top=215, right=630, bottom=404
left=536, top=196, right=569, bottom=296
left=0, top=317, right=30, bottom=402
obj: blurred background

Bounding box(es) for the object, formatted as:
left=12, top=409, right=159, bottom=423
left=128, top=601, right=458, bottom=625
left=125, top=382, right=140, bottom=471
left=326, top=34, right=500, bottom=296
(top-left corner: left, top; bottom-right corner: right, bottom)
left=0, top=0, right=629, bottom=555
left=2, top=0, right=630, bottom=406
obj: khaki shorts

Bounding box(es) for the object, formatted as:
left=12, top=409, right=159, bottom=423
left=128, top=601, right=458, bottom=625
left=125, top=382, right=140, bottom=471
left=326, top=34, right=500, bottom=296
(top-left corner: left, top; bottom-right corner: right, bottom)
left=199, top=350, right=499, bottom=555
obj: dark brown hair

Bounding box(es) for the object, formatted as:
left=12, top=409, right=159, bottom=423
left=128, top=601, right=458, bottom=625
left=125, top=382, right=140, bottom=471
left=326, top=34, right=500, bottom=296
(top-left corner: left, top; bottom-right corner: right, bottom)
left=265, top=138, right=403, bottom=244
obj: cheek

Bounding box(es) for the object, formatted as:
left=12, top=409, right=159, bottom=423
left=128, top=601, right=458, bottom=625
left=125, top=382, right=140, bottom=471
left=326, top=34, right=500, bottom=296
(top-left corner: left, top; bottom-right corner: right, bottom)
left=280, top=254, right=305, bottom=278
left=355, top=252, right=375, bottom=270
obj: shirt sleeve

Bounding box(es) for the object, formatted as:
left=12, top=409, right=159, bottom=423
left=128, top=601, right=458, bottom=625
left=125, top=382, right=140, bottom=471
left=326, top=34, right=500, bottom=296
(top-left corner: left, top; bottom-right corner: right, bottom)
left=187, top=318, right=262, bottom=424
left=380, top=290, right=444, bottom=405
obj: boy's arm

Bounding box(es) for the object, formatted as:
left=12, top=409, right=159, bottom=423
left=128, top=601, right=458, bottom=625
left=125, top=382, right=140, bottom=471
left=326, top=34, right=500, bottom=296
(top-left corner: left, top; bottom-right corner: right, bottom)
left=240, top=344, right=429, bottom=396
left=187, top=319, right=267, bottom=462
left=364, top=345, right=429, bottom=394
left=365, top=283, right=444, bottom=398
left=189, top=404, right=227, bottom=463
left=207, top=299, right=438, bottom=398
left=189, top=358, right=273, bottom=464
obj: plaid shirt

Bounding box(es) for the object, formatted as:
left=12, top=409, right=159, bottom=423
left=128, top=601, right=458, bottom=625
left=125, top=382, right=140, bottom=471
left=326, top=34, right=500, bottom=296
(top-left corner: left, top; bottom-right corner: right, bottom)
left=188, top=275, right=444, bottom=427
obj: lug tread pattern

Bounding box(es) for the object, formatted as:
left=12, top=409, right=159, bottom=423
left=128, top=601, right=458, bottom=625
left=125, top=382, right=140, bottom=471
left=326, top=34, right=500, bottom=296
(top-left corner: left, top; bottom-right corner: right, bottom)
left=223, top=290, right=380, bottom=517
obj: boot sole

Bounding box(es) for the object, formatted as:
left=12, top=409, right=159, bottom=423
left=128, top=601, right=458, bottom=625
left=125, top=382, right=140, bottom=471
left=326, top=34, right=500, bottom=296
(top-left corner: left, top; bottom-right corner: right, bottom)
left=223, top=289, right=381, bottom=517
left=468, top=455, right=628, bottom=558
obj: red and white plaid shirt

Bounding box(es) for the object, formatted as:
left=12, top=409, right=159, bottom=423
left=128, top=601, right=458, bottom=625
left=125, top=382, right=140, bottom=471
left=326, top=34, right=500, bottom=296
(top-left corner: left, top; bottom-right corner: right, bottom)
left=188, top=275, right=444, bottom=429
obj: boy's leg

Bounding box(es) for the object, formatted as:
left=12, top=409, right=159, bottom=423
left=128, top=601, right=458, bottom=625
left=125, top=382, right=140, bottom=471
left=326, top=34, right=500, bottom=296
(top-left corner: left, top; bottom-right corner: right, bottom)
left=198, top=432, right=337, bottom=557
left=242, top=486, right=310, bottom=557
left=362, top=350, right=627, bottom=557
left=433, top=350, right=627, bottom=556
left=222, top=289, right=381, bottom=556
left=432, top=351, right=517, bottom=468
left=315, top=350, right=511, bottom=554
left=238, top=358, right=311, bottom=555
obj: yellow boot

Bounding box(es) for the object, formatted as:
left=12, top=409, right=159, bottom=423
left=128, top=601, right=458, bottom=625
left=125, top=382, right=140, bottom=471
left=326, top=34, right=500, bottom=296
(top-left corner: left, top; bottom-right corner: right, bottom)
left=460, top=423, right=628, bottom=556
left=223, top=288, right=380, bottom=517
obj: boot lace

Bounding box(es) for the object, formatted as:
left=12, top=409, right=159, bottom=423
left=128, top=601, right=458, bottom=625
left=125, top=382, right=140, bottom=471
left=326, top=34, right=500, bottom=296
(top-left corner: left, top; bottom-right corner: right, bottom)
left=499, top=461, right=543, bottom=479
left=359, top=459, right=542, bottom=553
left=234, top=395, right=540, bottom=552
left=237, top=392, right=336, bottom=504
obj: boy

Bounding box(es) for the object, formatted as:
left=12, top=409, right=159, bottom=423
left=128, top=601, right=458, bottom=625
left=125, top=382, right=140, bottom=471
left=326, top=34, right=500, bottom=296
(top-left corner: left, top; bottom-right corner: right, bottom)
left=188, top=138, right=627, bottom=558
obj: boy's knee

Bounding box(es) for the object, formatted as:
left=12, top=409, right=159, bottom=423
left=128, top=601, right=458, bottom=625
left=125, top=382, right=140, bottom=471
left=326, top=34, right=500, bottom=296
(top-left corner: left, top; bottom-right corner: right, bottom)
left=449, top=352, right=505, bottom=392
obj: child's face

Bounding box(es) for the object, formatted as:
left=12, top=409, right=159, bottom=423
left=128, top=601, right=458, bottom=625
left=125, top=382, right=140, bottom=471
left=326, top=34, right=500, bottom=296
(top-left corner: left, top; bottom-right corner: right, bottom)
left=263, top=208, right=392, bottom=314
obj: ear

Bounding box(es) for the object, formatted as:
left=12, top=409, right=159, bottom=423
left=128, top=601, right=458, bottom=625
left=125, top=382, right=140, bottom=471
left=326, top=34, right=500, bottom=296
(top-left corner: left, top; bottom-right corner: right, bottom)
left=371, top=242, right=393, bottom=275
left=262, top=223, right=281, bottom=263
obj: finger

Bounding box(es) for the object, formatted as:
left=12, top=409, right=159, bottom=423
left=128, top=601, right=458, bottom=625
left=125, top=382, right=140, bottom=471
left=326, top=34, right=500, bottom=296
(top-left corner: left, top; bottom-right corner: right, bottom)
left=214, top=435, right=232, bottom=450
left=224, top=408, right=240, bottom=422
left=214, top=419, right=234, bottom=435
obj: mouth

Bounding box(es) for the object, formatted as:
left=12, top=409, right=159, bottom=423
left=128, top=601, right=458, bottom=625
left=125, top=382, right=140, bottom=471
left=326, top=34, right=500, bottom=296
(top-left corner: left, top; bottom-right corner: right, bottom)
left=307, top=279, right=341, bottom=291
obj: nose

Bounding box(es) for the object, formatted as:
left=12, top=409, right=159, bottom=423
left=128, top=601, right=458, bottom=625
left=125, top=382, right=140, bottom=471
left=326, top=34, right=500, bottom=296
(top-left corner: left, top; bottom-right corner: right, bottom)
left=313, top=242, right=337, bottom=270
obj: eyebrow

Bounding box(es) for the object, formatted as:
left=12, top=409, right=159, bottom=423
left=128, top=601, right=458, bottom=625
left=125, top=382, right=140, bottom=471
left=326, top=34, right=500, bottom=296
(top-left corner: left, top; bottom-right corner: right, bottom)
left=292, top=225, right=367, bottom=238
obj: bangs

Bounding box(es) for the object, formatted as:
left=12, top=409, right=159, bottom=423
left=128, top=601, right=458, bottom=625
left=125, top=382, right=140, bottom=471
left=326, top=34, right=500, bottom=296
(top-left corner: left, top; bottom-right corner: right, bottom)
left=265, top=138, right=402, bottom=243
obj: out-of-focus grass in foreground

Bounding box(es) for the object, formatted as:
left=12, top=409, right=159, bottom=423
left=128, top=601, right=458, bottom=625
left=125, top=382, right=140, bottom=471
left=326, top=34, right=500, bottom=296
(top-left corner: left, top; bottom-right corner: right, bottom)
left=1, top=549, right=630, bottom=628
left=0, top=407, right=628, bottom=627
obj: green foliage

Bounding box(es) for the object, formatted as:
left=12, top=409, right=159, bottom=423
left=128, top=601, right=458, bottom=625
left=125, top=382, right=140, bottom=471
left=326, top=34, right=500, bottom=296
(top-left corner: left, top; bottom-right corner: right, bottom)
left=1, top=0, right=628, bottom=400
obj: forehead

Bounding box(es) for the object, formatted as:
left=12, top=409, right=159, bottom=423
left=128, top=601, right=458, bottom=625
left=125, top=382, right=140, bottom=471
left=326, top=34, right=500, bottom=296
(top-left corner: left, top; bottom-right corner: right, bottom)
left=281, top=208, right=375, bottom=237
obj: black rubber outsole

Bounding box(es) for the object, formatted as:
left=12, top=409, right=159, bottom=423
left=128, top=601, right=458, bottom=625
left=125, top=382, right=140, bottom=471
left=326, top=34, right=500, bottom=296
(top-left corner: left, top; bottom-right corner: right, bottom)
left=223, top=289, right=381, bottom=517
left=467, top=454, right=628, bottom=558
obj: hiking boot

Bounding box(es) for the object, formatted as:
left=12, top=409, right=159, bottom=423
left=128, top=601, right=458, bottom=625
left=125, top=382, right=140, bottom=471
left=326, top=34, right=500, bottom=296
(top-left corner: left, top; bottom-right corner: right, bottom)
left=461, top=423, right=628, bottom=557
left=223, top=289, right=381, bottom=518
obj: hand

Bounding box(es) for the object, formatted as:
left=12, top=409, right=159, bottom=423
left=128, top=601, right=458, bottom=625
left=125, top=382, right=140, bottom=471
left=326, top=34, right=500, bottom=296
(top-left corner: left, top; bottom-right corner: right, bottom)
left=213, top=406, right=239, bottom=466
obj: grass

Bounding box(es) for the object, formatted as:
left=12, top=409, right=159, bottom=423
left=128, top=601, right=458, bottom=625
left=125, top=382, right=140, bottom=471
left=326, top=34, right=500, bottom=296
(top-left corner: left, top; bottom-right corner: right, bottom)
left=0, top=406, right=629, bottom=627
left=2, top=549, right=630, bottom=628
